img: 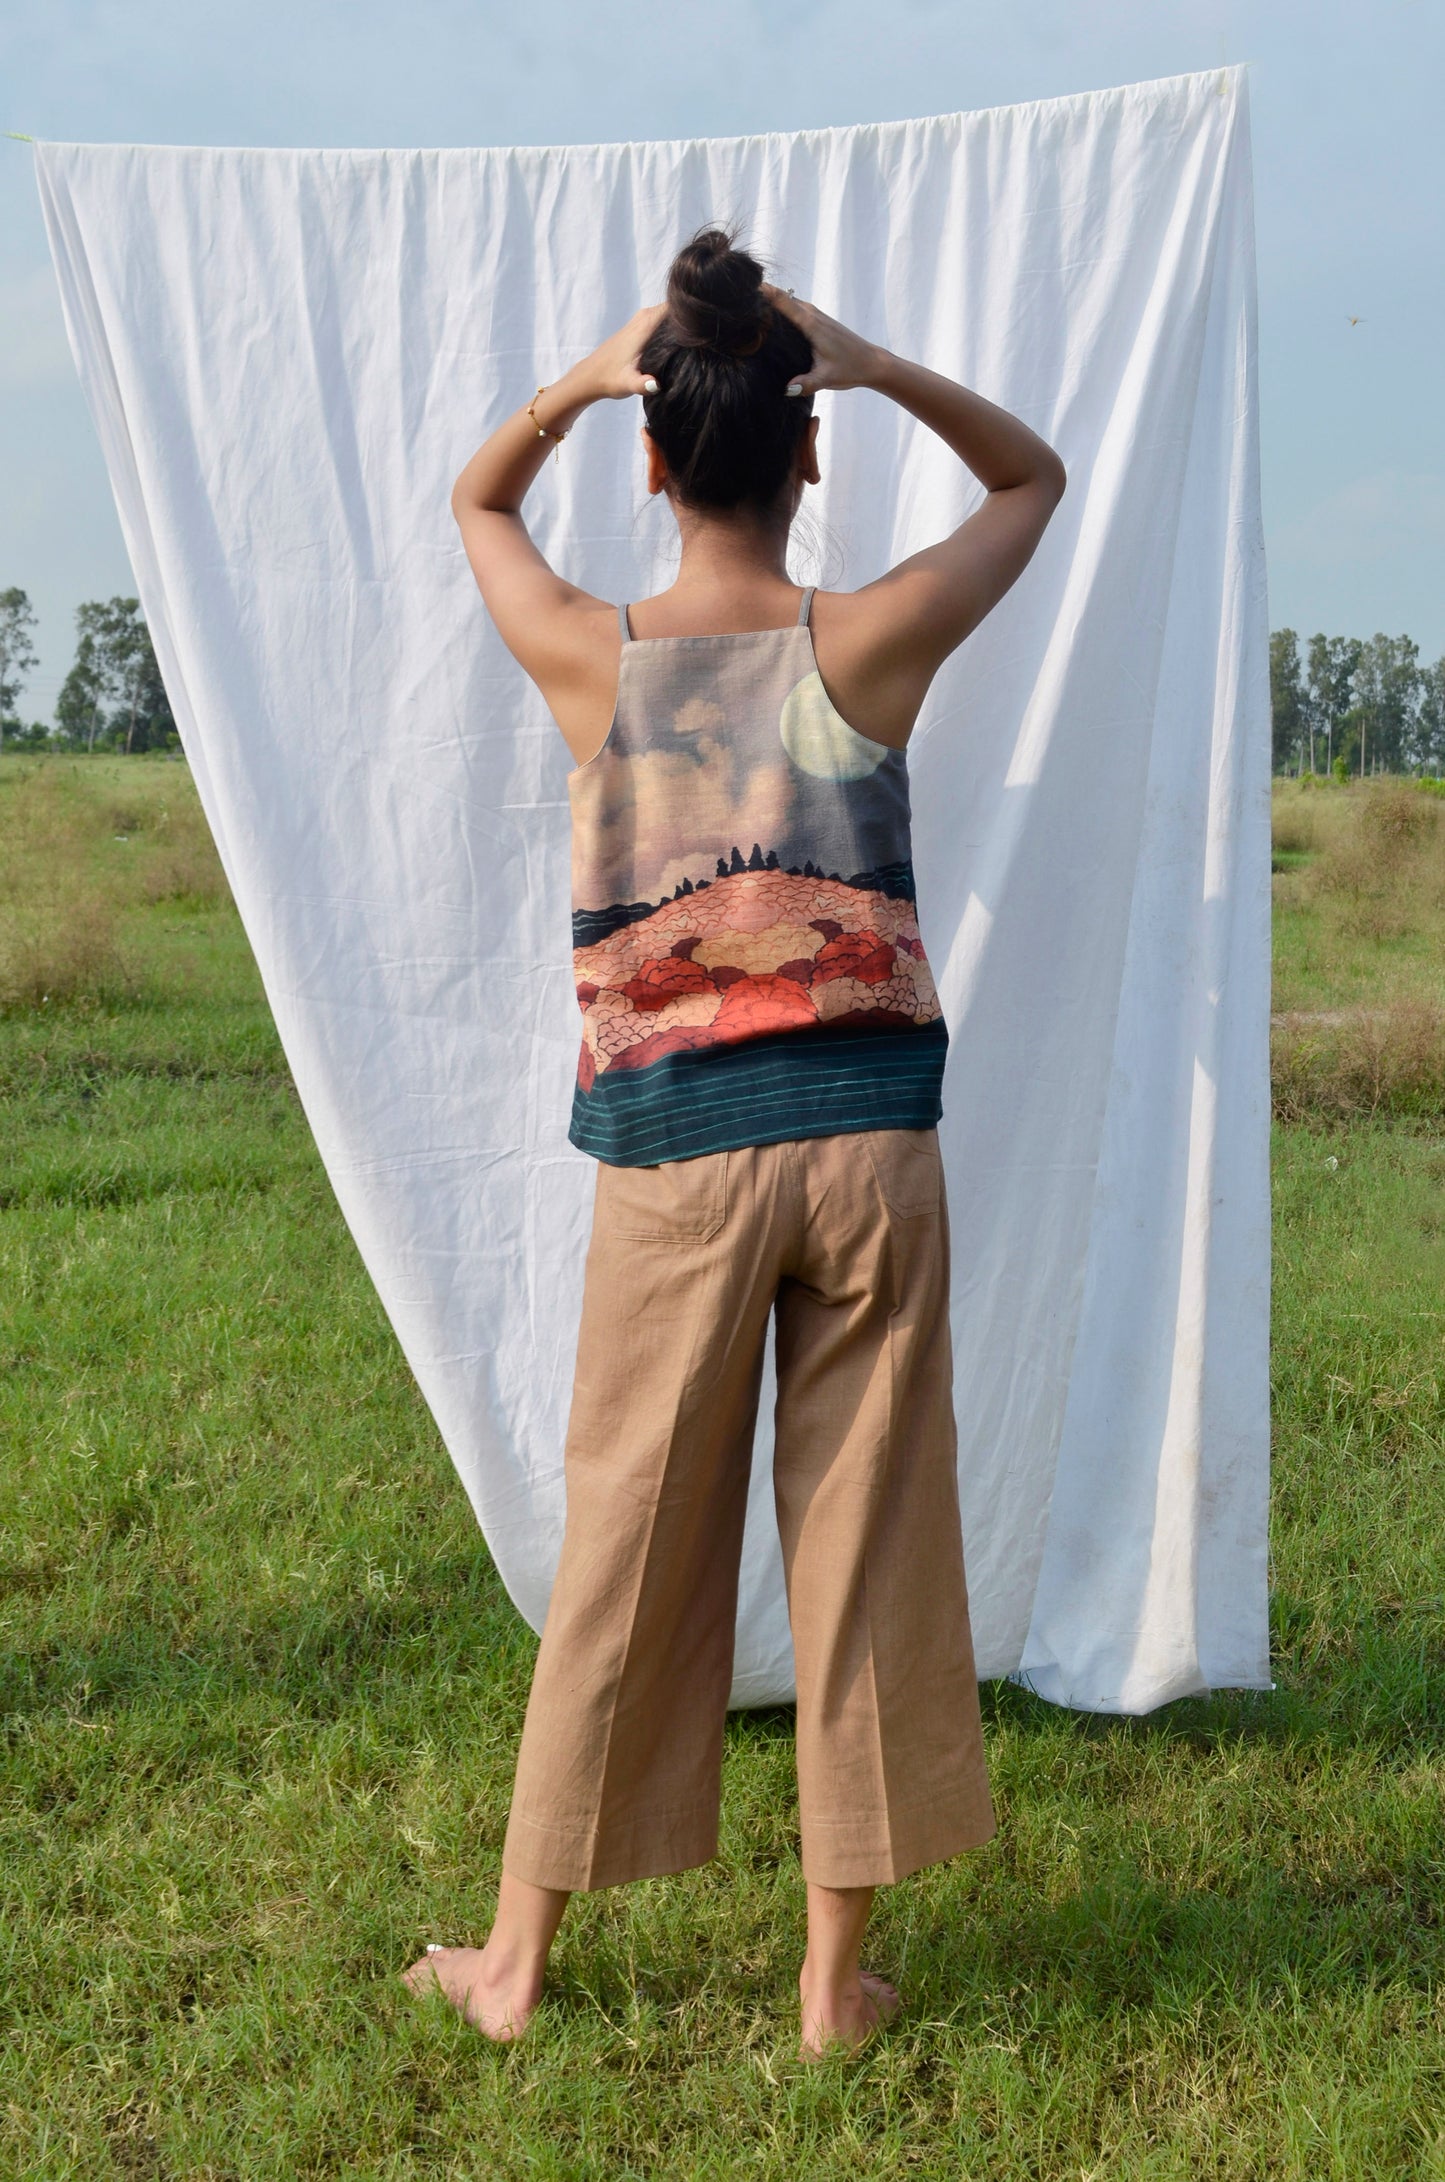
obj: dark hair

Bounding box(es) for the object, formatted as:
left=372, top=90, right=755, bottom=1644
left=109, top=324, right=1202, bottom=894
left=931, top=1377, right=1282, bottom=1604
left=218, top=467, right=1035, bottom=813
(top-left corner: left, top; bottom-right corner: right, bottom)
left=638, top=222, right=815, bottom=516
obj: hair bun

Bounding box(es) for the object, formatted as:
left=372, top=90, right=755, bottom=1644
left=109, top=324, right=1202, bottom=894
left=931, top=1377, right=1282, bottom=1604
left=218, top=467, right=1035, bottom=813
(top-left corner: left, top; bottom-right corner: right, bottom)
left=635, top=221, right=813, bottom=515
left=666, top=222, right=770, bottom=358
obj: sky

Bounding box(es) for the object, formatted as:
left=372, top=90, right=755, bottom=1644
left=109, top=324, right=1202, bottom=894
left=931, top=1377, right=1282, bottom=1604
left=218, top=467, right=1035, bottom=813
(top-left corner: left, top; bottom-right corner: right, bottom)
left=1, top=0, right=1441, bottom=724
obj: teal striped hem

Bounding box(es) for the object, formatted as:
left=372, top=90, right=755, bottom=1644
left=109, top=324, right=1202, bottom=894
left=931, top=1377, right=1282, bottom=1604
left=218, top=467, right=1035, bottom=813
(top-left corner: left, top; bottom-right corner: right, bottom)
left=568, top=1019, right=949, bottom=1166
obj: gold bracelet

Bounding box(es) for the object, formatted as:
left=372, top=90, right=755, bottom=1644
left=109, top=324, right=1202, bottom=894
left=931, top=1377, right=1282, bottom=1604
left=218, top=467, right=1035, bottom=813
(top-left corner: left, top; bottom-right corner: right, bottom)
left=527, top=384, right=569, bottom=461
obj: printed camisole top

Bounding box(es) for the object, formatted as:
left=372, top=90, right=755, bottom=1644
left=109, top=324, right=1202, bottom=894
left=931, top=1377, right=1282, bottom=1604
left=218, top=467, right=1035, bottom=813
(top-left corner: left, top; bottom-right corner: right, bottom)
left=566, top=585, right=948, bottom=1166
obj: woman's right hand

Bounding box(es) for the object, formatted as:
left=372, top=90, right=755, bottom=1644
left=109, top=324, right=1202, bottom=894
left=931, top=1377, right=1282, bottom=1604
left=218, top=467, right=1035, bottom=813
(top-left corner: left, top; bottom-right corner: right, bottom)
left=760, top=282, right=886, bottom=397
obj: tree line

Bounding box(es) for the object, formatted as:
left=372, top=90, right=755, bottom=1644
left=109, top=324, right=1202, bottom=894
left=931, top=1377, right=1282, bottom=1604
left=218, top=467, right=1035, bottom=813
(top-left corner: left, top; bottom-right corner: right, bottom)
left=0, top=588, right=177, bottom=757
left=1271, top=629, right=1445, bottom=778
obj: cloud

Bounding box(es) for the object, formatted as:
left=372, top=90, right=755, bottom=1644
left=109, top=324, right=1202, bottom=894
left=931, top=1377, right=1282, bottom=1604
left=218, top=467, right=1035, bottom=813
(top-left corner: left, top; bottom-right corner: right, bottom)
left=672, top=697, right=726, bottom=737
left=574, top=738, right=798, bottom=909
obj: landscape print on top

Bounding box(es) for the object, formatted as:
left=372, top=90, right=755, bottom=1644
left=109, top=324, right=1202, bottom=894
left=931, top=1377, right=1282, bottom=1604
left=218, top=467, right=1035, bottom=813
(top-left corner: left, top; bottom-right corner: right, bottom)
left=565, top=637, right=945, bottom=1093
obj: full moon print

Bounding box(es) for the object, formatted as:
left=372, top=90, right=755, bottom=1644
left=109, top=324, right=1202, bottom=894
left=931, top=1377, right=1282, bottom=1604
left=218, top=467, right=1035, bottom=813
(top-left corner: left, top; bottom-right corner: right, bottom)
left=779, top=671, right=890, bottom=780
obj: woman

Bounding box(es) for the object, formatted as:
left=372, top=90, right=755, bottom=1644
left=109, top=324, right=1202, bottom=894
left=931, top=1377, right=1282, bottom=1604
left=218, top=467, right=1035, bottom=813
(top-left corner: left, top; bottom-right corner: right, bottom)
left=403, top=224, right=1065, bottom=2060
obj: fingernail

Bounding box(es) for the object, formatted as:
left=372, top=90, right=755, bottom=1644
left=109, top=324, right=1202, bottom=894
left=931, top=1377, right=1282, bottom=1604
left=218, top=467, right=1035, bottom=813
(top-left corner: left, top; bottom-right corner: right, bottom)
left=642, top=375, right=658, bottom=393
left=785, top=382, right=803, bottom=396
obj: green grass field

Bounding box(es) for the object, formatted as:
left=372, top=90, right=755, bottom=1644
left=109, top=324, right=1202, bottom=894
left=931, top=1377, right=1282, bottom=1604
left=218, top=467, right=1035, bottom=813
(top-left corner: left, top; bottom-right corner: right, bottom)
left=1, top=757, right=1442, bottom=2180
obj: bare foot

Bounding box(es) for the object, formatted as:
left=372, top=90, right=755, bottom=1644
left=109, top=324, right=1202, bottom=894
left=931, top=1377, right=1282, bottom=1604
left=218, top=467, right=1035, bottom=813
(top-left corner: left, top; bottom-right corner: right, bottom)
left=798, top=1968, right=902, bottom=2061
left=400, top=1944, right=543, bottom=2042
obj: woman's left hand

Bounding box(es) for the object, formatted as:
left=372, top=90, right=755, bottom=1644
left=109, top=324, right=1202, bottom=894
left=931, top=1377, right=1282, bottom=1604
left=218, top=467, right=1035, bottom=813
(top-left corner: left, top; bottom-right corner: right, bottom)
left=580, top=302, right=669, bottom=400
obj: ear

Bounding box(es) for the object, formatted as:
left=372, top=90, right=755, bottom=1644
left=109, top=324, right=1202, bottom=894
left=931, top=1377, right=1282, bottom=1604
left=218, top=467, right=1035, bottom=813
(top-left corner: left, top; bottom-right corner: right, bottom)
left=641, top=425, right=670, bottom=498
left=799, top=415, right=822, bottom=487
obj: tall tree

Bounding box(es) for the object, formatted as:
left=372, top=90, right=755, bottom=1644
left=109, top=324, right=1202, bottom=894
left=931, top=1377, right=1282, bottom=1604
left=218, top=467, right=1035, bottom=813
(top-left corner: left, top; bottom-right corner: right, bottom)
left=1334, top=702, right=1367, bottom=778
left=0, top=587, right=40, bottom=756
left=93, top=598, right=150, bottom=754
left=54, top=597, right=176, bottom=753
left=56, top=612, right=111, bottom=751
left=1351, top=633, right=1421, bottom=777
left=116, top=615, right=176, bottom=753
left=1269, top=628, right=1307, bottom=775
left=103, top=606, right=176, bottom=759
left=1416, top=656, right=1445, bottom=776
left=1305, top=633, right=1363, bottom=777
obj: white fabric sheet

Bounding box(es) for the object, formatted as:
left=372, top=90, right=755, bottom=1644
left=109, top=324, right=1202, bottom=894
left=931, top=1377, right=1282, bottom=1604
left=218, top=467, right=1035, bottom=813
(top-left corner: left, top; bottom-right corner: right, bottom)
left=33, top=64, right=1272, bottom=1713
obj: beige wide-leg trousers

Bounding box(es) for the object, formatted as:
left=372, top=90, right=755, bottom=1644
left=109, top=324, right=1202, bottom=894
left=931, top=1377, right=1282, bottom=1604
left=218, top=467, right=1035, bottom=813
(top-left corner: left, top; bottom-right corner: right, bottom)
left=501, top=1125, right=996, bottom=1892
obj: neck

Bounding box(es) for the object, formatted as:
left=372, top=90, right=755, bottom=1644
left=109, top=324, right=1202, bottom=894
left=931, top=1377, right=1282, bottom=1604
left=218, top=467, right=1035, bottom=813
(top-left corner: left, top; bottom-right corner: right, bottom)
left=666, top=501, right=795, bottom=595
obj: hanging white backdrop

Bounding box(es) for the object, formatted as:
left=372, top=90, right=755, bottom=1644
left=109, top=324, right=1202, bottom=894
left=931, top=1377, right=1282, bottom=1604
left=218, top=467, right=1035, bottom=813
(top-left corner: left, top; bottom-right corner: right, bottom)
left=33, top=63, right=1272, bottom=1713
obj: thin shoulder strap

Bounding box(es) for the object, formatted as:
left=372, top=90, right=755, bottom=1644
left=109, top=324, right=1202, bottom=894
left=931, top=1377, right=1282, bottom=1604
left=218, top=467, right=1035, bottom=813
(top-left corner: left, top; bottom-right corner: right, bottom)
left=797, top=586, right=815, bottom=627
left=617, top=601, right=632, bottom=642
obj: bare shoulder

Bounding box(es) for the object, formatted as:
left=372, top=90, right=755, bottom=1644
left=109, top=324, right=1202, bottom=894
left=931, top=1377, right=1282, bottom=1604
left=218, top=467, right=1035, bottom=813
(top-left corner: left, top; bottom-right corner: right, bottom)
left=808, top=582, right=949, bottom=753
left=812, top=469, right=1065, bottom=748
left=450, top=495, right=621, bottom=767
left=509, top=594, right=623, bottom=771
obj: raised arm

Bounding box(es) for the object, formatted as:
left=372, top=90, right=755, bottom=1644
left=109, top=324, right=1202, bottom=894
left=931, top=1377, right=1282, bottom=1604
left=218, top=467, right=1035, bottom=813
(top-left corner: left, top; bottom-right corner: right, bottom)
left=763, top=284, right=1067, bottom=676
left=447, top=303, right=668, bottom=688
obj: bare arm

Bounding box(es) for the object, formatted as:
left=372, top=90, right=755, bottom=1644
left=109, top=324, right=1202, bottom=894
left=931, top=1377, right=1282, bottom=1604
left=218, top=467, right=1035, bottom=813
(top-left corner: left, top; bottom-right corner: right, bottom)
left=871, top=350, right=1066, bottom=644
left=447, top=305, right=666, bottom=695
left=764, top=284, right=1066, bottom=673
left=870, top=349, right=1066, bottom=497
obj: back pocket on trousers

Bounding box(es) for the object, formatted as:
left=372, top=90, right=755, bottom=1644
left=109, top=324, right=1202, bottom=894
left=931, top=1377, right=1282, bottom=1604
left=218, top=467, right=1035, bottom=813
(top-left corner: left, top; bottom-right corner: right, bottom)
left=863, top=1127, right=942, bottom=1217
left=600, top=1148, right=729, bottom=1241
